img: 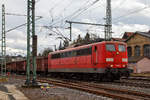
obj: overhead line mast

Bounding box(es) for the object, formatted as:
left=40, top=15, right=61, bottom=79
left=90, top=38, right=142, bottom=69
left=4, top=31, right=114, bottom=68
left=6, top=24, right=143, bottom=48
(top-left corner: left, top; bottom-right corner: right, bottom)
left=105, top=0, right=112, bottom=40
left=31, top=0, right=37, bottom=85
left=1, top=4, right=6, bottom=77
left=25, top=0, right=37, bottom=85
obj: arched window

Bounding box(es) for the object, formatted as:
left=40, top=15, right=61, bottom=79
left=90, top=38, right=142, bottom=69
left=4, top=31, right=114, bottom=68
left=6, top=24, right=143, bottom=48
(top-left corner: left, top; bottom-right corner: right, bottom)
left=144, top=44, right=150, bottom=57
left=134, top=46, right=140, bottom=57
left=127, top=47, right=132, bottom=57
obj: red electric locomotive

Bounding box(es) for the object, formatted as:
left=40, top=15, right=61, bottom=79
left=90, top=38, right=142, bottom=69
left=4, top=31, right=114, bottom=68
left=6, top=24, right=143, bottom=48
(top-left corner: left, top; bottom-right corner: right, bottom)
left=48, top=41, right=131, bottom=80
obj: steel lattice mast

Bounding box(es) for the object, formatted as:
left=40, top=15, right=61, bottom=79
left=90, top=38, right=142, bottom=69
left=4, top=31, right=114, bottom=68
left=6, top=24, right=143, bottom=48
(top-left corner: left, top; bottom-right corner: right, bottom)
left=105, top=0, right=112, bottom=40
left=1, top=4, right=6, bottom=77
left=25, top=0, right=37, bottom=85
left=31, top=0, right=37, bottom=84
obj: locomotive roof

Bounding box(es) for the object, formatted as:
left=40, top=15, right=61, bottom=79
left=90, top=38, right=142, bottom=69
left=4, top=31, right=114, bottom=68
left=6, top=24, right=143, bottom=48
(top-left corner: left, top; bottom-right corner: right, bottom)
left=49, top=41, right=126, bottom=54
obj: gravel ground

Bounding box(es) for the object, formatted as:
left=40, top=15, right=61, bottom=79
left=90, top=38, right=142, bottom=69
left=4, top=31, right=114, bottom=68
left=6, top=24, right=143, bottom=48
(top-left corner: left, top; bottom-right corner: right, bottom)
left=1, top=77, right=113, bottom=100
left=3, top=77, right=150, bottom=100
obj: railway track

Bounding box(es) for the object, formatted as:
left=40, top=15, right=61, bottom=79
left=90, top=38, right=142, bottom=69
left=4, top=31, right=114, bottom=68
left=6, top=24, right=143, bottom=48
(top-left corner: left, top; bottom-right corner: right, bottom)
left=112, top=77, right=150, bottom=88
left=38, top=78, right=150, bottom=100
left=11, top=75, right=150, bottom=100
left=112, top=80, right=150, bottom=88
left=123, top=76, right=150, bottom=82
left=90, top=76, right=150, bottom=89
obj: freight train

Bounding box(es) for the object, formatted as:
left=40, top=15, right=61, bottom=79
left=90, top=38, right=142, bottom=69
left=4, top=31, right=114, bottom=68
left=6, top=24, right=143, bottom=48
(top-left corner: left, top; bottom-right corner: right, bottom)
left=6, top=41, right=132, bottom=81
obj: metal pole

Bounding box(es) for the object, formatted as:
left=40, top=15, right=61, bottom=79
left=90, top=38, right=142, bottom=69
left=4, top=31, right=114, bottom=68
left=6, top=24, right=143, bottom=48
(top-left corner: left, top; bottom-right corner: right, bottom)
left=25, top=0, right=32, bottom=85
left=105, top=0, right=112, bottom=40
left=1, top=4, right=6, bottom=77
left=32, top=0, right=37, bottom=84
left=32, top=0, right=37, bottom=85
left=54, top=45, right=56, bottom=51
left=70, top=23, right=72, bottom=41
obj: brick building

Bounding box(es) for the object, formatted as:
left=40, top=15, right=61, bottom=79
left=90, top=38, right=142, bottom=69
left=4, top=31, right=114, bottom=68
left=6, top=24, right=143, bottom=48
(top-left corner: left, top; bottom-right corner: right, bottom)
left=124, top=31, right=150, bottom=73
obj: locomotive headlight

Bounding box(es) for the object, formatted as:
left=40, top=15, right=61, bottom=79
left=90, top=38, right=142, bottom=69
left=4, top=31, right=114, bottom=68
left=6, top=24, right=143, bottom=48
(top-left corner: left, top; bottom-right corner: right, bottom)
left=122, top=58, right=128, bottom=62
left=106, top=58, right=114, bottom=62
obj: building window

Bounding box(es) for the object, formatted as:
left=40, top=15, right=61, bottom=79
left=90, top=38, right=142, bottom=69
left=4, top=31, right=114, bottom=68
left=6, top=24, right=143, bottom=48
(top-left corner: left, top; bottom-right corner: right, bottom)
left=144, top=44, right=150, bottom=57
left=127, top=47, right=132, bottom=57
left=134, top=46, right=140, bottom=57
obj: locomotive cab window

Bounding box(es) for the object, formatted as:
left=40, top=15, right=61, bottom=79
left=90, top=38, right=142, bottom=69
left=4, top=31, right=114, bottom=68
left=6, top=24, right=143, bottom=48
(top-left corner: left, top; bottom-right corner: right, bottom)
left=118, top=45, right=126, bottom=52
left=106, top=44, right=115, bottom=51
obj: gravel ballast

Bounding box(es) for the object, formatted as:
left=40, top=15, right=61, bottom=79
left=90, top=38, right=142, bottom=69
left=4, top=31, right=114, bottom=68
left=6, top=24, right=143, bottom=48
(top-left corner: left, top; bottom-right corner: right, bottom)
left=1, top=77, right=112, bottom=100
left=2, top=77, right=150, bottom=100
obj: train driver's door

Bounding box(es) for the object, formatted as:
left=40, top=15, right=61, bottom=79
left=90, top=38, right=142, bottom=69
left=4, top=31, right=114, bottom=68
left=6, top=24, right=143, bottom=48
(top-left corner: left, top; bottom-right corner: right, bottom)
left=93, top=46, right=98, bottom=65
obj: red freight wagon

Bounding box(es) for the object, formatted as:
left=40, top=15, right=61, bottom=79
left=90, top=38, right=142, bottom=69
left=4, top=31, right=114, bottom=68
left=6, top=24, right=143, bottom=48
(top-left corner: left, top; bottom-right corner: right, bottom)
left=6, top=62, right=13, bottom=72
left=43, top=57, right=48, bottom=74
left=48, top=41, right=131, bottom=80
left=36, top=57, right=44, bottom=73
left=9, top=61, right=17, bottom=73
left=16, top=60, right=26, bottom=74
left=6, top=61, right=18, bottom=73
left=36, top=57, right=48, bottom=74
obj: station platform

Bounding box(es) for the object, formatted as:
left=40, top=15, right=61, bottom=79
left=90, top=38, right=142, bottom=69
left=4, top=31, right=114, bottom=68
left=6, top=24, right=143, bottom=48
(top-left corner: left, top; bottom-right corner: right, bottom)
left=0, top=84, right=29, bottom=100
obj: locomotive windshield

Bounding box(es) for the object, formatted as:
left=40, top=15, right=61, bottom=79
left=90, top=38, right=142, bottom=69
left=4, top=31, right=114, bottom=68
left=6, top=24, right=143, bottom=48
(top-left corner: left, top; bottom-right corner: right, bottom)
left=118, top=44, right=126, bottom=52
left=106, top=44, right=116, bottom=51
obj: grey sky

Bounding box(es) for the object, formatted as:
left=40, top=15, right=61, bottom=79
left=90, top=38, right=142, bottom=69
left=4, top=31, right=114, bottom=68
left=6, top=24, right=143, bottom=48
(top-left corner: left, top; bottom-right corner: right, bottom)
left=0, top=0, right=150, bottom=56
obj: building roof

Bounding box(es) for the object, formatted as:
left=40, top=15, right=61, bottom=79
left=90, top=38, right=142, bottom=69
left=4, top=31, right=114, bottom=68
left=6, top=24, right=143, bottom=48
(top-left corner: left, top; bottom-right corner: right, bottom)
left=122, top=32, right=134, bottom=39
left=125, top=31, right=150, bottom=42
left=136, top=31, right=150, bottom=38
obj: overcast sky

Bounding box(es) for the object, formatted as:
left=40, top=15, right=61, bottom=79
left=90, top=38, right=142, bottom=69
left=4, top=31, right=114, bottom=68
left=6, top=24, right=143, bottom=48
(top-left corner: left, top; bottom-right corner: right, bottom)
left=0, top=0, right=150, bottom=56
